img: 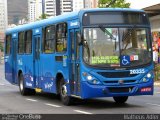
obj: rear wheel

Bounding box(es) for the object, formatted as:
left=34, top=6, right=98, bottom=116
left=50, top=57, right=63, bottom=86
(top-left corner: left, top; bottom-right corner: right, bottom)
left=59, top=79, right=72, bottom=105
left=113, top=96, right=128, bottom=104
left=19, top=73, right=35, bottom=95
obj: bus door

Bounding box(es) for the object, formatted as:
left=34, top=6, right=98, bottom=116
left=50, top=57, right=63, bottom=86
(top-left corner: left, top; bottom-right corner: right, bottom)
left=70, top=29, right=81, bottom=96
left=12, top=38, right=17, bottom=83
left=33, top=35, right=41, bottom=88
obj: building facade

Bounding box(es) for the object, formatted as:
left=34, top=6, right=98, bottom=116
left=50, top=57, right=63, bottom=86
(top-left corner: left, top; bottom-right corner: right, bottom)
left=45, top=0, right=56, bottom=17
left=8, top=0, right=28, bottom=26
left=72, top=0, right=84, bottom=12
left=0, top=0, right=8, bottom=32
left=60, top=0, right=72, bottom=14
left=0, top=0, right=7, bottom=58
left=143, top=3, right=160, bottom=63
left=28, top=0, right=42, bottom=22
left=84, top=0, right=98, bottom=8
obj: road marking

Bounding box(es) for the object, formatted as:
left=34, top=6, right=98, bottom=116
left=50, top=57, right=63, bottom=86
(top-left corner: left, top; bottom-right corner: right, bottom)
left=146, top=103, right=160, bottom=107
left=0, top=83, right=5, bottom=86
left=26, top=98, right=38, bottom=102
left=45, top=103, right=62, bottom=108
left=74, top=110, right=93, bottom=114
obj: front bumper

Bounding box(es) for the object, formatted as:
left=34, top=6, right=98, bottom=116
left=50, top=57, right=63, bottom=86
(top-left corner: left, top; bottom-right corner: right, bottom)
left=81, top=81, right=154, bottom=99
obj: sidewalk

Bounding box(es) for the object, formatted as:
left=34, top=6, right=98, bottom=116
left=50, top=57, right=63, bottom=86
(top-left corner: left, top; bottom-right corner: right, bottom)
left=154, top=81, right=160, bottom=86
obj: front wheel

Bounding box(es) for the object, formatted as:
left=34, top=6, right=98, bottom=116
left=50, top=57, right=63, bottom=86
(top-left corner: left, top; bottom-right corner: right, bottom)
left=113, top=96, right=128, bottom=104
left=19, top=73, right=35, bottom=96
left=59, top=79, right=73, bottom=105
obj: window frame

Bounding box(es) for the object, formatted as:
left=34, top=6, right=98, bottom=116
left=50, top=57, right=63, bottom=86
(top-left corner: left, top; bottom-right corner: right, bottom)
left=24, top=30, right=32, bottom=54
left=18, top=31, right=25, bottom=54
left=43, top=25, right=56, bottom=54
left=56, top=22, right=68, bottom=53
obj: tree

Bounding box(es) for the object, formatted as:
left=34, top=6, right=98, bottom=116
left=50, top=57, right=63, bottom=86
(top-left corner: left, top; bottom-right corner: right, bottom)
left=0, top=42, right=3, bottom=52
left=36, top=13, right=49, bottom=21
left=39, top=14, right=48, bottom=19
left=98, top=0, right=130, bottom=8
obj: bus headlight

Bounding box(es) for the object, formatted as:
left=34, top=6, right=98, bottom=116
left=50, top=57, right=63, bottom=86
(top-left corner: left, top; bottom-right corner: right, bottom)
left=87, top=75, right=92, bottom=80
left=139, top=71, right=153, bottom=83
left=147, top=73, right=152, bottom=78
left=83, top=72, right=102, bottom=85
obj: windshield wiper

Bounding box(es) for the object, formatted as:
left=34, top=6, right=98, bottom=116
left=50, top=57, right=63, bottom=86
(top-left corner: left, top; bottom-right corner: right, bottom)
left=99, top=25, right=116, bottom=40
left=121, top=25, right=136, bottom=50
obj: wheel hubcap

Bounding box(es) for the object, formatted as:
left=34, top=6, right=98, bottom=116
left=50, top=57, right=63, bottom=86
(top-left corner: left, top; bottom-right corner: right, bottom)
left=61, top=85, right=67, bottom=98
left=20, top=79, right=23, bottom=91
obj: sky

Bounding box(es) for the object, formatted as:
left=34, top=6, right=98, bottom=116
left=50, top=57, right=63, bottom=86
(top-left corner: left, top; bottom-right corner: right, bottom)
left=126, top=0, right=160, bottom=9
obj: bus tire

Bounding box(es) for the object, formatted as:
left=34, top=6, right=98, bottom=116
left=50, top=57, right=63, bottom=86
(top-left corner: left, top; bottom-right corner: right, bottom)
left=19, top=73, right=35, bottom=96
left=59, top=79, right=72, bottom=105
left=113, top=96, right=128, bottom=104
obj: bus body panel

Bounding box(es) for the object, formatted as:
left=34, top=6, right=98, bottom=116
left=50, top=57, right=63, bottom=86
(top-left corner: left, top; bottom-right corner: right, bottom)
left=17, top=55, right=34, bottom=88
left=5, top=33, right=18, bottom=84
left=5, top=55, right=12, bottom=83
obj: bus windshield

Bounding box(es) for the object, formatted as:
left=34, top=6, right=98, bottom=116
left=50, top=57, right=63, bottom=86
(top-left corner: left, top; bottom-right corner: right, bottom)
left=83, top=27, right=152, bottom=67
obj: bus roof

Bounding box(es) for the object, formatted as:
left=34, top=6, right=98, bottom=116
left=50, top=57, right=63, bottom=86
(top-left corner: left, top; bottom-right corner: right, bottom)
left=6, top=8, right=144, bottom=34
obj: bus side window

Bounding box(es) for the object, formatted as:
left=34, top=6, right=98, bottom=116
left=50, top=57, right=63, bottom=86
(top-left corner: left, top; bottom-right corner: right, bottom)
left=18, top=32, right=25, bottom=54
left=5, top=35, right=11, bottom=55
left=43, top=25, right=55, bottom=53
left=56, top=23, right=67, bottom=52
left=25, top=30, right=32, bottom=54
left=76, top=32, right=81, bottom=59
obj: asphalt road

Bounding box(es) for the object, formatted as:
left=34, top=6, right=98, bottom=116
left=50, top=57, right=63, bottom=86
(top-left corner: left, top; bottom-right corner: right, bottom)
left=0, top=64, right=160, bottom=114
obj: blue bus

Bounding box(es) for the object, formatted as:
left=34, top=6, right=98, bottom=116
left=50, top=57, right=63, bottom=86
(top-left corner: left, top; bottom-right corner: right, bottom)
left=5, top=8, right=154, bottom=105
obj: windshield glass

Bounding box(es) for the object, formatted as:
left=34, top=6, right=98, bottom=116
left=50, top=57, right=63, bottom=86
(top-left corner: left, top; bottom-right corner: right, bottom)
left=83, top=27, right=152, bottom=67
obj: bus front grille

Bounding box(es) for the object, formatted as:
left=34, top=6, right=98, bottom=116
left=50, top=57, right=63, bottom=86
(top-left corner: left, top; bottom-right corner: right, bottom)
left=97, top=72, right=137, bottom=78
left=103, top=80, right=136, bottom=85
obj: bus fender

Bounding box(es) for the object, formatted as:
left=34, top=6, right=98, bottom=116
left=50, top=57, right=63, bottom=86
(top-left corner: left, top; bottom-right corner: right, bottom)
left=17, top=69, right=23, bottom=84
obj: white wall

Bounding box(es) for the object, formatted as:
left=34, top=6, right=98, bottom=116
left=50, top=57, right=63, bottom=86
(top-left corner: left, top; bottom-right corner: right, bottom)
left=73, top=0, right=84, bottom=12
left=150, top=15, right=160, bottom=32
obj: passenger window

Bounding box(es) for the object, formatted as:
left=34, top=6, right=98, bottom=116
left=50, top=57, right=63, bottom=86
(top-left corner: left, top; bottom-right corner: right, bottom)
left=43, top=25, right=55, bottom=53
left=25, top=30, right=32, bottom=54
left=5, top=35, right=11, bottom=55
left=18, top=32, right=25, bottom=54
left=56, top=23, right=67, bottom=52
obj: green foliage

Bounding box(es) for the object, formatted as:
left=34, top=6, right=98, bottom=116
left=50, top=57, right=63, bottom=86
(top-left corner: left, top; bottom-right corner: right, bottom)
left=38, top=14, right=49, bottom=20
left=154, top=63, right=160, bottom=71
left=0, top=43, right=3, bottom=52
left=154, top=63, right=160, bottom=81
left=98, top=0, right=130, bottom=8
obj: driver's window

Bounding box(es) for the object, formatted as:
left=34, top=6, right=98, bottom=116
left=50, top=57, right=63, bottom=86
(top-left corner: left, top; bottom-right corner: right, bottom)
left=136, top=29, right=147, bottom=50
